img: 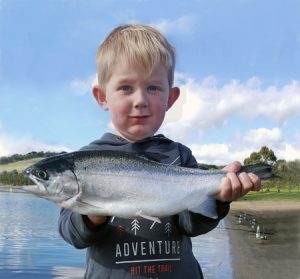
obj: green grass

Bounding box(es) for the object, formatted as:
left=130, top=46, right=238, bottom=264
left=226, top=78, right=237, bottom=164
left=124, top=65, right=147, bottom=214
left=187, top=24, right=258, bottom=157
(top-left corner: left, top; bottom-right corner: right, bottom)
left=240, top=189, right=300, bottom=201
left=0, top=158, right=43, bottom=173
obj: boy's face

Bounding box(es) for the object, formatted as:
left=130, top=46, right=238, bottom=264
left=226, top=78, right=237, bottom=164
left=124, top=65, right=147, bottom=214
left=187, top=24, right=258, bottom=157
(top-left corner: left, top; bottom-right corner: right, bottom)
left=93, top=60, right=179, bottom=142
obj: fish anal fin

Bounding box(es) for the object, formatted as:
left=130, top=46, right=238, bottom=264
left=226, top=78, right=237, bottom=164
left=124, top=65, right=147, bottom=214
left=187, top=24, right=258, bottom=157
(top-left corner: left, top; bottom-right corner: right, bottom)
left=137, top=212, right=161, bottom=223
left=189, top=196, right=218, bottom=219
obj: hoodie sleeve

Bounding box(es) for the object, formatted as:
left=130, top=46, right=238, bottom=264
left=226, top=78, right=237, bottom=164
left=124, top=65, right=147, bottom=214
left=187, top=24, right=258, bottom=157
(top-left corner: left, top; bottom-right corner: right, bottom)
left=175, top=144, right=230, bottom=237
left=58, top=208, right=113, bottom=249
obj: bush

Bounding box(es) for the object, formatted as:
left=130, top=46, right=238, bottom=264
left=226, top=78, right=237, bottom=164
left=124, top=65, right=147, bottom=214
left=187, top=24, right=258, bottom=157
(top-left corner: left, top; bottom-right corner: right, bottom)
left=0, top=169, right=33, bottom=186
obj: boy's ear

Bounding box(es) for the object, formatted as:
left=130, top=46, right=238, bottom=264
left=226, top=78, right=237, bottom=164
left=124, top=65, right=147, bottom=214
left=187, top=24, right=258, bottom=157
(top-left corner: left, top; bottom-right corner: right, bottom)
left=92, top=85, right=108, bottom=110
left=167, top=87, right=180, bottom=110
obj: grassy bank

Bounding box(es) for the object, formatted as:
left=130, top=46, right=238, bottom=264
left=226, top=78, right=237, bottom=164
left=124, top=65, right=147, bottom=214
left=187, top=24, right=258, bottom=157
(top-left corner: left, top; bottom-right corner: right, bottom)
left=241, top=189, right=300, bottom=201
left=0, top=158, right=43, bottom=173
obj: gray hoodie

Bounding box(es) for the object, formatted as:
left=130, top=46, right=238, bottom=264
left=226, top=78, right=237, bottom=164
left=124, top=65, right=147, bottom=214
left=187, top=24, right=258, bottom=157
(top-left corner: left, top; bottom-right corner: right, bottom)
left=58, top=133, right=230, bottom=279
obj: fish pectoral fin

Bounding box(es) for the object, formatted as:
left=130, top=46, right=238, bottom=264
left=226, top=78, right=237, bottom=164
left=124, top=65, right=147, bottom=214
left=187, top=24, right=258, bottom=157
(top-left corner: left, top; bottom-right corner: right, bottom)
left=59, top=192, right=82, bottom=208
left=60, top=195, right=105, bottom=215
left=137, top=212, right=161, bottom=223
left=59, top=192, right=90, bottom=209
left=188, top=196, right=218, bottom=219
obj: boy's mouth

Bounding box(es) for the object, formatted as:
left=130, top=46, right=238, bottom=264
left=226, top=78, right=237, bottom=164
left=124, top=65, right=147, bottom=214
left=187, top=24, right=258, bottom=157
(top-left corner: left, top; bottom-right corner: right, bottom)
left=129, top=115, right=151, bottom=123
left=129, top=115, right=151, bottom=118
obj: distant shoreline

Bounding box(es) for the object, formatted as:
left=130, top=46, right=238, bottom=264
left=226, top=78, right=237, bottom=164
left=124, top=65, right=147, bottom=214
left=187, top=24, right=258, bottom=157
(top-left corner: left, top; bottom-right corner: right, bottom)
left=0, top=186, right=27, bottom=193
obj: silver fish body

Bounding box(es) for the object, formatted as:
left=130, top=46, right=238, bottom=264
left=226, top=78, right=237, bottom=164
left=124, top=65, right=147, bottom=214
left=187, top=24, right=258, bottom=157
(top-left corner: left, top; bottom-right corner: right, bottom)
left=23, top=150, right=272, bottom=220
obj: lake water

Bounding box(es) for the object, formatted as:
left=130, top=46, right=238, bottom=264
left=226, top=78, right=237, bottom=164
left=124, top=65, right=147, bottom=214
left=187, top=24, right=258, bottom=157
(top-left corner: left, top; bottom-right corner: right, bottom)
left=0, top=191, right=233, bottom=278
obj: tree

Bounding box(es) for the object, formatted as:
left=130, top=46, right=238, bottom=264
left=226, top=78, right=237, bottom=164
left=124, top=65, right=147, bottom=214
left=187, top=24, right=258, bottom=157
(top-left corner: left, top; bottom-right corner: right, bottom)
left=286, top=160, right=300, bottom=192
left=243, top=146, right=278, bottom=192
left=244, top=152, right=262, bottom=165
left=271, top=160, right=287, bottom=192
left=244, top=146, right=277, bottom=166
left=259, top=146, right=277, bottom=165
left=0, top=169, right=32, bottom=186
left=273, top=159, right=288, bottom=175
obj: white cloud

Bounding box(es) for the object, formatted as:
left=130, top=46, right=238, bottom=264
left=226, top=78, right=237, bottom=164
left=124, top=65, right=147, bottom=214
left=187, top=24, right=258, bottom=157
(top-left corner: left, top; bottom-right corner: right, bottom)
left=187, top=126, right=300, bottom=164
left=151, top=15, right=197, bottom=35
left=189, top=139, right=300, bottom=165
left=70, top=74, right=97, bottom=96
left=279, top=144, right=300, bottom=161
left=161, top=75, right=300, bottom=140
left=158, top=75, right=300, bottom=164
left=259, top=81, right=300, bottom=123
left=189, top=143, right=232, bottom=165
left=0, top=134, right=72, bottom=157
left=243, top=128, right=282, bottom=147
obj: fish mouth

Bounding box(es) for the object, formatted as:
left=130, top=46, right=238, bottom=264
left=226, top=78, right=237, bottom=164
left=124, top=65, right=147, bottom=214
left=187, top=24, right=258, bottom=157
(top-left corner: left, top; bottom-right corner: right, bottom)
left=23, top=174, right=48, bottom=195
left=23, top=185, right=47, bottom=195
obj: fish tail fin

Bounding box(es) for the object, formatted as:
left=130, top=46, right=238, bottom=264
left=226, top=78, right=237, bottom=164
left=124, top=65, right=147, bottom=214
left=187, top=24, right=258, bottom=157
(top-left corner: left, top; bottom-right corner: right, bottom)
left=238, top=164, right=275, bottom=180
left=189, top=196, right=218, bottom=219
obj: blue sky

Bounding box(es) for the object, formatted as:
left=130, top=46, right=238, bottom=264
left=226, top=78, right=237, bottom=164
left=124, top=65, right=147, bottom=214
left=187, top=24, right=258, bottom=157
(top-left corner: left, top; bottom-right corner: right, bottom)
left=0, top=0, right=300, bottom=164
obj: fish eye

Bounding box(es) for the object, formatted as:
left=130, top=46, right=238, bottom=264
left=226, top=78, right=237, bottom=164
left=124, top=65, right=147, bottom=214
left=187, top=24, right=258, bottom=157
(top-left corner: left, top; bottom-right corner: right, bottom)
left=37, top=170, right=48, bottom=180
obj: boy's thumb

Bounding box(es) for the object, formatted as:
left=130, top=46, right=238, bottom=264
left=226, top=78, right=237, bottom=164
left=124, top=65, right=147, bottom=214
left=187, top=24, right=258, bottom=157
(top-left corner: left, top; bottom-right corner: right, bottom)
left=222, top=161, right=241, bottom=173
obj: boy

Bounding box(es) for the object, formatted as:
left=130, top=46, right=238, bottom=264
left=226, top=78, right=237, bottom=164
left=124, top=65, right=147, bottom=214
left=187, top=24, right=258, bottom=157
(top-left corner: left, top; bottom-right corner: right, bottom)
left=59, top=24, right=260, bottom=279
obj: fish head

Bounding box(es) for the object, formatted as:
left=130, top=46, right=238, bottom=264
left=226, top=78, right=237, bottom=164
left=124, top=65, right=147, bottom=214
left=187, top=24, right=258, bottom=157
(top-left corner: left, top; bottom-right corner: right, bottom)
left=23, top=154, right=79, bottom=203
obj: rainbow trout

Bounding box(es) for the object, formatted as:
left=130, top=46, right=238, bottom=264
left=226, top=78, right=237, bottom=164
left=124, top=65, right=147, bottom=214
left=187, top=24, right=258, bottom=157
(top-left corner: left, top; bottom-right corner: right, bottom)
left=23, top=150, right=272, bottom=221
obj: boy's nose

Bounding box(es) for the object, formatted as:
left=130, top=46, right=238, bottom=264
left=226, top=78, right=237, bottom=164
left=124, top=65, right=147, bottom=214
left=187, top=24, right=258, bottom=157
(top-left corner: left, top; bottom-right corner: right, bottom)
left=133, top=91, right=148, bottom=108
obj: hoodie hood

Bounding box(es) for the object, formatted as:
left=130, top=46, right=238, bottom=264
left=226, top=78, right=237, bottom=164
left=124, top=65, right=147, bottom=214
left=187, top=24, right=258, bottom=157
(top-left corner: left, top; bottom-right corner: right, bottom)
left=79, top=133, right=182, bottom=165
left=82, top=133, right=173, bottom=149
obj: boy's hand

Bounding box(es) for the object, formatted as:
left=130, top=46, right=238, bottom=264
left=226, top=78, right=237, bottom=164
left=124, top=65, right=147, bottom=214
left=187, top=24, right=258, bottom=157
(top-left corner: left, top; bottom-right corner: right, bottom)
left=215, top=161, right=261, bottom=202
left=84, top=215, right=108, bottom=231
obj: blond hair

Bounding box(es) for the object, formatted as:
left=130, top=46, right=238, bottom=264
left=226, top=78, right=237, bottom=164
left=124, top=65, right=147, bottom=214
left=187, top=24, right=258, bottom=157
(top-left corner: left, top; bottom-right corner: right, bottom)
left=96, top=24, right=176, bottom=88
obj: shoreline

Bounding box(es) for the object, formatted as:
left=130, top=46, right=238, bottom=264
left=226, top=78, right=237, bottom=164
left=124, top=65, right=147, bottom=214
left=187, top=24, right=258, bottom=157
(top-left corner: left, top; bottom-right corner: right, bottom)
left=226, top=200, right=300, bottom=279
left=0, top=186, right=26, bottom=193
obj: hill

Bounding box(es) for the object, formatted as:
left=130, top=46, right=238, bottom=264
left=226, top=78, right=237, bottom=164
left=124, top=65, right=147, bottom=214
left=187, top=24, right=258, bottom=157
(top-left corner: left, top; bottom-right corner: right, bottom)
left=0, top=158, right=43, bottom=173
left=0, top=151, right=67, bottom=186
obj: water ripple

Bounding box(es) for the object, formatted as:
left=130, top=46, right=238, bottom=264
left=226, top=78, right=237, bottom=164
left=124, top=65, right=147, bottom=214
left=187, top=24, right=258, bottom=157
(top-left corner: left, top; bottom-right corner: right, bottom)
left=0, top=192, right=233, bottom=278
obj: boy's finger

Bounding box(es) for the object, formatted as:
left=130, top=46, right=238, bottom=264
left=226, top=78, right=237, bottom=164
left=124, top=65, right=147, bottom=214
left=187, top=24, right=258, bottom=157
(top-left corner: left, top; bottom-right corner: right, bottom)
left=248, top=173, right=261, bottom=191
left=222, top=161, right=241, bottom=173
left=238, top=172, right=254, bottom=196
left=217, top=177, right=233, bottom=202
left=226, top=172, right=241, bottom=200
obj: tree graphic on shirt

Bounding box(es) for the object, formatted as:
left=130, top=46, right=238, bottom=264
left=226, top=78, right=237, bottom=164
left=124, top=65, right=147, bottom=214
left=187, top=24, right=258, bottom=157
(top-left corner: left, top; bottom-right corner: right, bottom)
left=165, top=222, right=172, bottom=237
left=131, top=219, right=140, bottom=235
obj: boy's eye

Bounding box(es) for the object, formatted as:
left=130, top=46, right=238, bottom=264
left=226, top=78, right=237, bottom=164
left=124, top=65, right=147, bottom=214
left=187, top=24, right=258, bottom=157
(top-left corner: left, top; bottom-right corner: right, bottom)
left=147, top=85, right=158, bottom=92
left=119, top=85, right=132, bottom=93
